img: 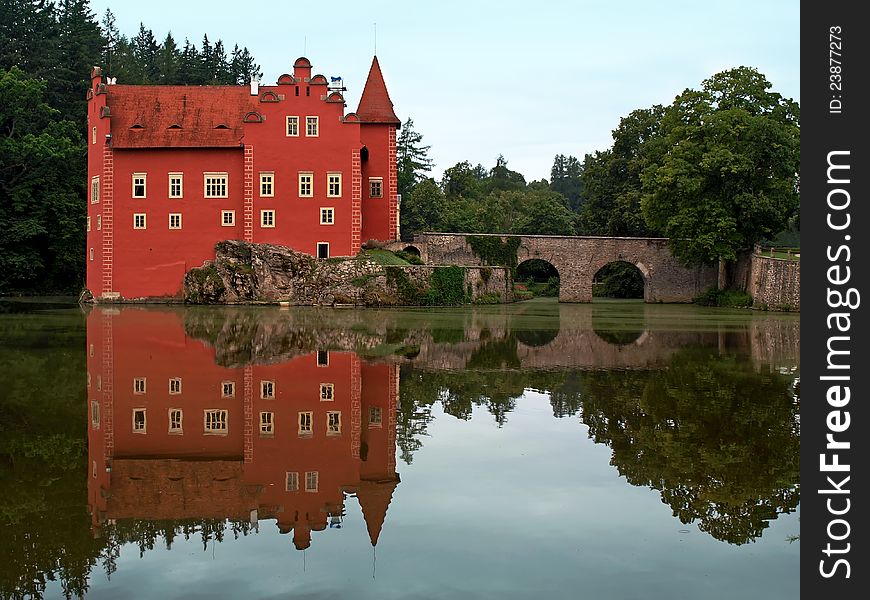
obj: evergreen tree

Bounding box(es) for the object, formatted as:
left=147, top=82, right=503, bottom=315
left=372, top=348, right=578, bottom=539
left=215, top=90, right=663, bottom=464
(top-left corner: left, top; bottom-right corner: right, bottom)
left=131, top=23, right=159, bottom=82
left=396, top=117, right=433, bottom=201
left=549, top=154, right=584, bottom=212
left=156, top=32, right=180, bottom=84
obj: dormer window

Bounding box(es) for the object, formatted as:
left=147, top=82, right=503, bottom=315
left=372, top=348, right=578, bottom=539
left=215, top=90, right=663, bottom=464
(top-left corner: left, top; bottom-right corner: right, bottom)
left=215, top=124, right=230, bottom=130
left=130, top=123, right=144, bottom=129
left=168, top=124, right=182, bottom=130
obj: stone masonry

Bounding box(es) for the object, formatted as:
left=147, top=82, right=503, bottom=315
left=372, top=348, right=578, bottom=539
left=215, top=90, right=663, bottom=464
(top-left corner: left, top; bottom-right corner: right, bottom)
left=393, top=233, right=718, bottom=303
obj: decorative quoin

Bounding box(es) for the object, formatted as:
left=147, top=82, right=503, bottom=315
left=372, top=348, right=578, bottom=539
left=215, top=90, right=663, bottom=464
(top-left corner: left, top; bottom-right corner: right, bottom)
left=85, top=57, right=401, bottom=300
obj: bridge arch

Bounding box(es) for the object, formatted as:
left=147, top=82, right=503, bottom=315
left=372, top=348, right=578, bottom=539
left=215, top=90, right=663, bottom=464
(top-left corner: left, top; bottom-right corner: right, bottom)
left=592, top=260, right=648, bottom=301
left=515, top=258, right=560, bottom=299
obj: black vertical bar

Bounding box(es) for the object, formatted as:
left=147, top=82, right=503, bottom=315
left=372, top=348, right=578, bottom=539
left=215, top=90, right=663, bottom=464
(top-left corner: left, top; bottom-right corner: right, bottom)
left=801, top=2, right=869, bottom=596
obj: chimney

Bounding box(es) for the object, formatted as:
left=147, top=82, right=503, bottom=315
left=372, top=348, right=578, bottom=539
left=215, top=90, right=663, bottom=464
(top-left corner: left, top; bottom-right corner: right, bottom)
left=250, top=77, right=258, bottom=96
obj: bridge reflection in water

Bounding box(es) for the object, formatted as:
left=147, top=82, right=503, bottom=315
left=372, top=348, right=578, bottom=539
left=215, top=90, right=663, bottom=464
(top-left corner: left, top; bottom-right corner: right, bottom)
left=84, top=302, right=799, bottom=556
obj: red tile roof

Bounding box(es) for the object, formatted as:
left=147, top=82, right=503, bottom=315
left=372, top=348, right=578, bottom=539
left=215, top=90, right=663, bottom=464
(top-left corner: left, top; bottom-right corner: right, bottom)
left=107, top=85, right=254, bottom=148
left=356, top=56, right=401, bottom=125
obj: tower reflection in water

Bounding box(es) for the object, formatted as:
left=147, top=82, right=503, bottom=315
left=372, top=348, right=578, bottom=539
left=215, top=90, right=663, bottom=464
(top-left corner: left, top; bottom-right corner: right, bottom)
left=86, top=308, right=400, bottom=552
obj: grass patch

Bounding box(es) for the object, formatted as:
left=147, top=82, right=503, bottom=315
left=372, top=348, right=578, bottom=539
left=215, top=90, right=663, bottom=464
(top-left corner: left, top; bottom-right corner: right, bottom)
left=360, top=249, right=413, bottom=266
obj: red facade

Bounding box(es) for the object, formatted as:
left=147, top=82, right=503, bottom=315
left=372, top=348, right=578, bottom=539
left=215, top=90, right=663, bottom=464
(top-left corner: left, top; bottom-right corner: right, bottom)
left=86, top=57, right=401, bottom=300
left=86, top=308, right=400, bottom=550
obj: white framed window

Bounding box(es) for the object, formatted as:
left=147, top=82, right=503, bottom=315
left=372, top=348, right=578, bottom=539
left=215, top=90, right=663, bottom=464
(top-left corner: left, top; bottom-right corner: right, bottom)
left=204, top=172, right=228, bottom=198
left=261, top=380, right=275, bottom=399
left=87, top=216, right=91, bottom=232
left=221, top=381, right=235, bottom=397
left=133, top=213, right=146, bottom=229
left=369, top=406, right=382, bottom=427
left=133, top=377, right=146, bottom=394
left=316, top=242, right=329, bottom=259
left=320, top=207, right=334, bottom=225
left=286, top=471, right=299, bottom=491
left=317, top=350, right=329, bottom=366
left=305, top=471, right=318, bottom=492
left=320, top=383, right=334, bottom=401
left=91, top=176, right=100, bottom=203
left=169, top=377, right=182, bottom=394
left=261, top=210, right=275, bottom=228
left=169, top=408, right=183, bottom=434
left=97, top=375, right=102, bottom=390
left=221, top=210, right=236, bottom=226
left=89, top=247, right=94, bottom=261
left=286, top=116, right=299, bottom=137
left=327, top=173, right=341, bottom=198
left=369, top=178, right=383, bottom=198
left=169, top=173, right=183, bottom=198
left=260, top=411, right=274, bottom=436
left=260, top=172, right=274, bottom=197
left=132, top=173, right=147, bottom=198
left=92, top=126, right=97, bottom=145
left=132, top=408, right=146, bottom=433
left=91, top=400, right=100, bottom=429
left=97, top=215, right=102, bottom=230
left=204, top=409, right=228, bottom=435
left=326, top=411, right=341, bottom=435
left=298, top=172, right=313, bottom=197
left=305, top=116, right=319, bottom=137
left=169, top=213, right=182, bottom=229
left=89, top=344, right=94, bottom=357
left=298, top=411, right=313, bottom=435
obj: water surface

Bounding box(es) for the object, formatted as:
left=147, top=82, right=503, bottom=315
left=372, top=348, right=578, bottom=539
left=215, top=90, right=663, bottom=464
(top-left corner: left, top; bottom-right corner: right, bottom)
left=0, top=299, right=800, bottom=599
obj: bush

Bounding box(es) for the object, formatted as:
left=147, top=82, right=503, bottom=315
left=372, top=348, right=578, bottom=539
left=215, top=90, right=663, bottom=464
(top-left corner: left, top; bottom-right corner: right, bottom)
left=694, top=287, right=753, bottom=308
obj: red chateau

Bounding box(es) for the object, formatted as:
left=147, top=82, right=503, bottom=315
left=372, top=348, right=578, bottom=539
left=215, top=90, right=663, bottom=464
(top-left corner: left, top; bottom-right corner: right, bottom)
left=86, top=56, right=401, bottom=300
left=87, top=308, right=400, bottom=551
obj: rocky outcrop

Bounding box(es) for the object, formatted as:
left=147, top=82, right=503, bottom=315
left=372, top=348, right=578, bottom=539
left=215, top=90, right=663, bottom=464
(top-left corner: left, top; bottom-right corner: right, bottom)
left=183, top=241, right=512, bottom=306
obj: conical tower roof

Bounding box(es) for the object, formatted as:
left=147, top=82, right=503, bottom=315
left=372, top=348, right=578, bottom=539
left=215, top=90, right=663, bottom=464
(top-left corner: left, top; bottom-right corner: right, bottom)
left=357, top=475, right=399, bottom=546
left=356, top=56, right=401, bottom=125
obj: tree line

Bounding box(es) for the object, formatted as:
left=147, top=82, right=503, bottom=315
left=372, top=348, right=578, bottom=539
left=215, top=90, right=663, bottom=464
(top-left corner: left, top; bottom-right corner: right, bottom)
left=0, top=0, right=260, bottom=294
left=399, top=66, right=800, bottom=283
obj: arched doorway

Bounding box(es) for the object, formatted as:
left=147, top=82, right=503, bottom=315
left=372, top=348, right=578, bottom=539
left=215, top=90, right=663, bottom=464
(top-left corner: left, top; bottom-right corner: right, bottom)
left=515, top=259, right=559, bottom=301
left=402, top=245, right=421, bottom=258
left=592, top=261, right=646, bottom=301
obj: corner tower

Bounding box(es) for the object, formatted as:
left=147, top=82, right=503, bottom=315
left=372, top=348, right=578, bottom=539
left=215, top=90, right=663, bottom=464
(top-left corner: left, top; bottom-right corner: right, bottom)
left=357, top=56, right=401, bottom=243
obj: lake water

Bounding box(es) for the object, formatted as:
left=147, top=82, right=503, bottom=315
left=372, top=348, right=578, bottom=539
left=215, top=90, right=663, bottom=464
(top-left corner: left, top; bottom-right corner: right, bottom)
left=0, top=299, right=800, bottom=599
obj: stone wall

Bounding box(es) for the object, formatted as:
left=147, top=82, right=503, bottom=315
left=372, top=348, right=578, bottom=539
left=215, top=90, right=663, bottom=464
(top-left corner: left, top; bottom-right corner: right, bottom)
left=749, top=255, right=800, bottom=311
left=405, top=233, right=717, bottom=303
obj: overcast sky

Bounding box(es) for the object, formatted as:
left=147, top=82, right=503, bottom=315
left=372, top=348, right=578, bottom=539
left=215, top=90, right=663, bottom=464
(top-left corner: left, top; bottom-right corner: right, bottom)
left=90, top=0, right=800, bottom=181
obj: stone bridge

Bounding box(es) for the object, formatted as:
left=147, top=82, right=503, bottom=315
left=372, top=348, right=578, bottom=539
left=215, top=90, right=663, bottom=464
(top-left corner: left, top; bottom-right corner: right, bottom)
left=389, top=233, right=717, bottom=303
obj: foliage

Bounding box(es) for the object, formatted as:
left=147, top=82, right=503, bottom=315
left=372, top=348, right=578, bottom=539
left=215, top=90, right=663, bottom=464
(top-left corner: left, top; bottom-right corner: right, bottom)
left=693, top=287, right=753, bottom=308
left=641, top=67, right=800, bottom=266
left=593, top=262, right=645, bottom=298
left=424, top=266, right=468, bottom=306
left=466, top=235, right=520, bottom=270
left=400, top=178, right=445, bottom=240
left=0, top=68, right=85, bottom=294
left=396, top=118, right=433, bottom=201
left=579, top=106, right=665, bottom=236
left=550, top=154, right=585, bottom=212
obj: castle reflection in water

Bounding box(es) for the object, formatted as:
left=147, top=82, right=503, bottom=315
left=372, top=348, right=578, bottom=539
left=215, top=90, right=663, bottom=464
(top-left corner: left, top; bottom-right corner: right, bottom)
left=87, top=308, right=400, bottom=551
left=83, top=302, right=800, bottom=554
